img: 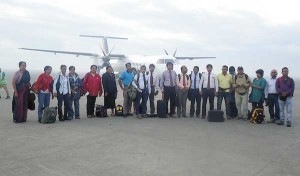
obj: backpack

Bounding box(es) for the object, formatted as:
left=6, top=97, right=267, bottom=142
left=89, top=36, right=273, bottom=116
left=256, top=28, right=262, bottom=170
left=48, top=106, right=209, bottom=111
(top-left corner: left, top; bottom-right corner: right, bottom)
left=96, top=105, right=108, bottom=117
left=234, top=74, right=249, bottom=83
left=127, top=81, right=137, bottom=100
left=41, top=107, right=57, bottom=124
left=250, top=108, right=265, bottom=124
left=115, top=104, right=124, bottom=116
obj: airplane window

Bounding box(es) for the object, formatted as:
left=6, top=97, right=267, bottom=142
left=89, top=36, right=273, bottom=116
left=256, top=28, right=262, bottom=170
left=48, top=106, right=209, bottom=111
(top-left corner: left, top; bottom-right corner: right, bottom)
left=164, top=59, right=174, bottom=63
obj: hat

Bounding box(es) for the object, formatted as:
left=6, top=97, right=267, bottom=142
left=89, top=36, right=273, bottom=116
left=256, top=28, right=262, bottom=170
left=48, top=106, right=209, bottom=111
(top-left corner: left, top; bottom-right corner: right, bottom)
left=237, top=66, right=243, bottom=70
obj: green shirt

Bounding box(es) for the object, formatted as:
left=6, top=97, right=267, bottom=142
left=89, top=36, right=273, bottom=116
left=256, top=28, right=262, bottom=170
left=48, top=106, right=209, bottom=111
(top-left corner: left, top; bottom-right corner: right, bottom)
left=249, top=78, right=266, bottom=103
left=0, top=71, right=7, bottom=85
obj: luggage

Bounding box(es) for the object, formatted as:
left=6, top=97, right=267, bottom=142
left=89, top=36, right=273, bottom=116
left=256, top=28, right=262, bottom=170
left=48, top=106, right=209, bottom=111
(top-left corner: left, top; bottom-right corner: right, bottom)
left=96, top=105, right=108, bottom=117
left=28, top=92, right=36, bottom=111
left=250, top=108, right=265, bottom=124
left=229, top=101, right=238, bottom=118
left=115, top=104, right=124, bottom=116
left=157, top=100, right=167, bottom=118
left=208, top=110, right=224, bottom=122
left=41, top=107, right=57, bottom=124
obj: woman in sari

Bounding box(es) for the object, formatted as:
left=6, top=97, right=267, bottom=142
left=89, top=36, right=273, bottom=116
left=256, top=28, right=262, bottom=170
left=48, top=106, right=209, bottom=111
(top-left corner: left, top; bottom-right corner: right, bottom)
left=102, top=66, right=117, bottom=116
left=12, top=61, right=31, bottom=123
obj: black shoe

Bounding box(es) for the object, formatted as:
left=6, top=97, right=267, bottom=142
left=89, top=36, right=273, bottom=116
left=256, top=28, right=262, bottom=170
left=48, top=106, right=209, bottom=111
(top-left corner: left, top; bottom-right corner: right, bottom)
left=183, top=115, right=187, bottom=118
left=6, top=96, right=10, bottom=99
left=287, top=121, right=292, bottom=127
left=123, top=114, right=127, bottom=118
left=126, top=113, right=133, bottom=116
left=91, top=114, right=96, bottom=117
left=202, top=115, right=206, bottom=119
left=196, top=115, right=200, bottom=118
left=277, top=121, right=284, bottom=125
left=177, top=115, right=181, bottom=118
left=189, top=114, right=194, bottom=118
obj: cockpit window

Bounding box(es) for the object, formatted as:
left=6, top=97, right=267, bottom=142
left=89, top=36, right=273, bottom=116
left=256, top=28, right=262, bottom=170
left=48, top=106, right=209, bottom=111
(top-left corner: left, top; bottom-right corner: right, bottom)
left=156, top=59, right=164, bottom=64
left=164, top=59, right=174, bottom=64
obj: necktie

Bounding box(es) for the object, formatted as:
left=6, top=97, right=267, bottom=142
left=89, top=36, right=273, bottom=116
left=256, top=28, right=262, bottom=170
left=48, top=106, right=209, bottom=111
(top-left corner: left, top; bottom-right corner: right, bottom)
left=183, top=74, right=186, bottom=87
left=169, top=71, right=173, bottom=87
left=207, top=72, right=211, bottom=89
left=194, top=73, right=197, bottom=89
left=143, top=73, right=146, bottom=89
left=150, top=72, right=154, bottom=86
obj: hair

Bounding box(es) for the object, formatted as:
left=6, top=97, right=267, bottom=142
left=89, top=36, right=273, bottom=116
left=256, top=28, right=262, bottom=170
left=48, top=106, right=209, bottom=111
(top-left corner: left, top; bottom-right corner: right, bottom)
left=222, top=65, right=228, bottom=70
left=256, top=69, right=264, bottom=76
left=106, top=66, right=112, bottom=70
left=193, top=66, right=199, bottom=70
left=19, top=61, right=26, bottom=67
left=140, top=65, right=146, bottom=70
left=125, top=63, right=131, bottom=68
left=44, top=66, right=52, bottom=72
left=282, top=67, right=289, bottom=72
left=166, top=62, right=173, bottom=67
left=181, top=65, right=187, bottom=71
left=131, top=67, right=136, bottom=71
left=60, top=65, right=67, bottom=70
left=90, top=65, right=97, bottom=69
left=69, top=66, right=75, bottom=71
left=149, top=64, right=155, bottom=68
left=206, top=64, right=213, bottom=68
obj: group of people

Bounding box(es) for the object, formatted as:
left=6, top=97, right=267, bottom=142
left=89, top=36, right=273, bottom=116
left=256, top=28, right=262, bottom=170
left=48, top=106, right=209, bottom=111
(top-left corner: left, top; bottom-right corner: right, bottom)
left=9, top=61, right=295, bottom=127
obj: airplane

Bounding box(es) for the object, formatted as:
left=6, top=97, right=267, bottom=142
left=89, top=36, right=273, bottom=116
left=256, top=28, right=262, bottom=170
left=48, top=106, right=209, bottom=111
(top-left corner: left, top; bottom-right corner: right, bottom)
left=19, top=35, right=216, bottom=76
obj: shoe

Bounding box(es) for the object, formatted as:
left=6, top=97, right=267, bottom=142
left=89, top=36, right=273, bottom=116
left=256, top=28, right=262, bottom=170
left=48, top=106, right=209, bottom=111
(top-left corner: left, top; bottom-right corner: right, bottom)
left=38, top=119, right=41, bottom=123
left=123, top=114, right=127, bottom=118
left=287, top=121, right=292, bottom=127
left=201, top=115, right=206, bottom=119
left=87, top=115, right=92, bottom=118
left=75, top=116, right=80, bottom=119
left=182, top=115, right=187, bottom=118
left=177, top=115, right=181, bottom=118
left=6, top=96, right=10, bottom=99
left=91, top=114, right=96, bottom=117
left=276, top=121, right=284, bottom=125
left=189, top=114, right=194, bottom=118
left=137, top=114, right=143, bottom=119
left=237, top=116, right=242, bottom=120
left=126, top=113, right=133, bottom=116
left=243, top=118, right=248, bottom=121
left=267, top=119, right=276, bottom=123
left=196, top=115, right=200, bottom=118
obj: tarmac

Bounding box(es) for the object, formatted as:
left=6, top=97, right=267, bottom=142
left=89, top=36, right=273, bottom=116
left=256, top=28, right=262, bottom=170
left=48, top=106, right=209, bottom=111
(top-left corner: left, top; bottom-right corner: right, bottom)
left=0, top=83, right=299, bottom=176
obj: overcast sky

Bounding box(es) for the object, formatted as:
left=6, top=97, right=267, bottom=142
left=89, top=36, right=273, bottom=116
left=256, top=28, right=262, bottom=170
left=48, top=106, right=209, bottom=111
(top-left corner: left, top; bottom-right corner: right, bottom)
left=0, top=0, right=300, bottom=78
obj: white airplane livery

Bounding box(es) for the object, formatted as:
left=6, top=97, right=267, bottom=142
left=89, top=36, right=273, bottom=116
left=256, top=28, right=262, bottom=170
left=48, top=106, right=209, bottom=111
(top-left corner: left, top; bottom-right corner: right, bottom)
left=19, top=35, right=216, bottom=76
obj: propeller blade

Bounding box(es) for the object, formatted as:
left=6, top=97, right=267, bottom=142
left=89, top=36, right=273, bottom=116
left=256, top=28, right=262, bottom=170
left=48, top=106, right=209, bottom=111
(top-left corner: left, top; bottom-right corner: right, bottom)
left=108, top=44, right=116, bottom=56
left=100, top=45, right=106, bottom=56
left=173, top=48, right=177, bottom=57
left=164, top=49, right=169, bottom=55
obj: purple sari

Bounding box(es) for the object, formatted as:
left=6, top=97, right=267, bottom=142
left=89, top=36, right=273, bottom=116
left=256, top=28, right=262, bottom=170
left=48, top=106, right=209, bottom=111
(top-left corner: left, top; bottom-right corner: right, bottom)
left=12, top=70, right=31, bottom=123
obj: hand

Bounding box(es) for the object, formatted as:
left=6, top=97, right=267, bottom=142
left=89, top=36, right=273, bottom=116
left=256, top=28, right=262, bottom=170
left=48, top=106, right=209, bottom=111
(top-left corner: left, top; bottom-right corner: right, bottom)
left=53, top=92, right=57, bottom=97
left=215, top=92, right=218, bottom=97
left=105, top=92, right=108, bottom=96
left=14, top=92, right=18, bottom=97
left=154, top=90, right=159, bottom=96
left=137, top=89, right=142, bottom=93
left=200, top=91, right=202, bottom=96
left=282, top=92, right=287, bottom=97
left=99, top=92, right=103, bottom=97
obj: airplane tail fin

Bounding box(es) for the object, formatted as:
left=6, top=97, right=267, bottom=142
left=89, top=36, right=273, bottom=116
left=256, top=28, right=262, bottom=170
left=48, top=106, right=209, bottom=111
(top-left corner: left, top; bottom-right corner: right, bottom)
left=79, top=35, right=128, bottom=40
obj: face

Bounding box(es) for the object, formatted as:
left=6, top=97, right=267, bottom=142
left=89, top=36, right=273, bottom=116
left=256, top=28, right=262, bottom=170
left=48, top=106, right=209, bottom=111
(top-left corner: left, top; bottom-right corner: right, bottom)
left=46, top=67, right=52, bottom=75
left=238, top=69, right=244, bottom=75
left=140, top=67, right=146, bottom=73
left=181, top=66, right=187, bottom=74
left=107, top=67, right=113, bottom=73
left=270, top=70, right=277, bottom=78
left=167, top=64, right=173, bottom=70
left=61, top=66, right=67, bottom=74
left=126, top=64, right=131, bottom=71
left=91, top=66, right=97, bottom=73
left=282, top=68, right=289, bottom=77
left=20, top=63, right=26, bottom=71
left=69, top=68, right=75, bottom=75
left=207, top=66, right=212, bottom=72
left=193, top=67, right=199, bottom=74
left=256, top=73, right=262, bottom=78
left=132, top=69, right=137, bottom=74
left=149, top=66, right=155, bottom=72
left=222, top=67, right=228, bottom=74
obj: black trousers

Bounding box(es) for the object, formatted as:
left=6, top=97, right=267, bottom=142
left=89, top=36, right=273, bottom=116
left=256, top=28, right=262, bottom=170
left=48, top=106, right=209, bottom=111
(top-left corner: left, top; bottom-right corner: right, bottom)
left=86, top=95, right=97, bottom=116
left=268, top=94, right=280, bottom=120
left=202, top=88, right=215, bottom=116
left=149, top=86, right=155, bottom=114
left=163, top=86, right=176, bottom=115
left=190, top=88, right=201, bottom=116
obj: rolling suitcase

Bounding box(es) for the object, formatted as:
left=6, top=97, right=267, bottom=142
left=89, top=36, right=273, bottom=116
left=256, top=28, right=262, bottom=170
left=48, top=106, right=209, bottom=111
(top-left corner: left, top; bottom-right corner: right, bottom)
left=157, top=99, right=167, bottom=118
left=208, top=110, right=224, bottom=122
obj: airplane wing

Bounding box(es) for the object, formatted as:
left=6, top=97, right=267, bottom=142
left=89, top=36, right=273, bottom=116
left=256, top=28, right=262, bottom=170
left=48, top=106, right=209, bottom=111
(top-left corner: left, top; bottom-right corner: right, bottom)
left=175, top=57, right=216, bottom=60
left=109, top=54, right=127, bottom=58
left=19, top=48, right=99, bottom=57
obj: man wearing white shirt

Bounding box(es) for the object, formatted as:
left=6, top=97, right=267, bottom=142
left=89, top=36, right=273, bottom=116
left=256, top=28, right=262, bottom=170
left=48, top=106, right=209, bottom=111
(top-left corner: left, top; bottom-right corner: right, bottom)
left=189, top=66, right=202, bottom=118
left=200, top=64, right=218, bottom=119
left=265, top=69, right=280, bottom=123
left=148, top=64, right=160, bottom=115
left=132, top=65, right=149, bottom=119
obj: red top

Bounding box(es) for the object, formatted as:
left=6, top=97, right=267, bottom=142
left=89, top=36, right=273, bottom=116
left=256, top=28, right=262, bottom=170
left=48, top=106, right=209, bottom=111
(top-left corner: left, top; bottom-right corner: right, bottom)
left=82, top=72, right=103, bottom=96
left=34, top=73, right=54, bottom=93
